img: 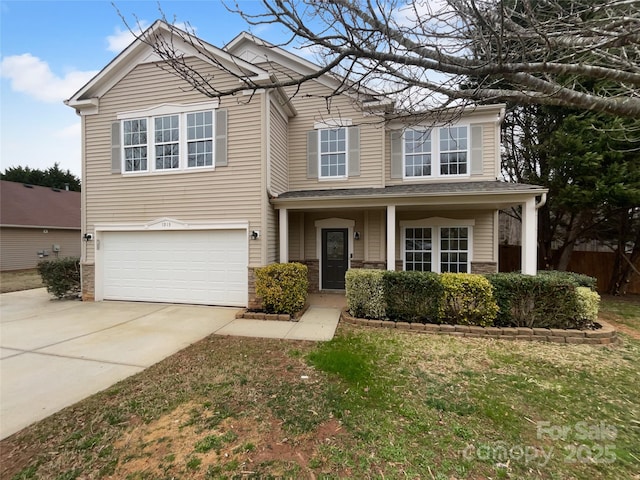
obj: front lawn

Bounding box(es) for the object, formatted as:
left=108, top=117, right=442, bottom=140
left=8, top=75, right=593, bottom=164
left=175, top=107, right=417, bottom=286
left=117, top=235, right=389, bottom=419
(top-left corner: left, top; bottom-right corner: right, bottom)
left=0, top=269, right=43, bottom=293
left=599, top=295, right=640, bottom=337
left=1, top=313, right=639, bottom=479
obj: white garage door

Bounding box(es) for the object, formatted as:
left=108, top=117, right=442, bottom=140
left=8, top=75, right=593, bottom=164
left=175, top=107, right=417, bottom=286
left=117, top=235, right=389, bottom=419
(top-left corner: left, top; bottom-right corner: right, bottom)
left=101, top=230, right=247, bottom=306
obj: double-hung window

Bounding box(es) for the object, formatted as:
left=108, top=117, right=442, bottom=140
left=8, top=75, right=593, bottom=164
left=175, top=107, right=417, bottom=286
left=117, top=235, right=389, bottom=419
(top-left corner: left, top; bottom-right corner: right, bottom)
left=402, top=221, right=472, bottom=273
left=187, top=111, right=213, bottom=167
left=404, top=129, right=431, bottom=177
left=439, top=126, right=468, bottom=175
left=123, top=119, right=148, bottom=172
left=319, top=127, right=347, bottom=178
left=117, top=102, right=221, bottom=174
left=154, top=115, right=180, bottom=170
left=402, top=125, right=469, bottom=179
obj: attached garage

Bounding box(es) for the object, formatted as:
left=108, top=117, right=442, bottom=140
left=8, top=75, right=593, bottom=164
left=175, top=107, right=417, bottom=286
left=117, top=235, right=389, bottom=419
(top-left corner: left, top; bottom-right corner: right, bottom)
left=99, top=228, right=248, bottom=307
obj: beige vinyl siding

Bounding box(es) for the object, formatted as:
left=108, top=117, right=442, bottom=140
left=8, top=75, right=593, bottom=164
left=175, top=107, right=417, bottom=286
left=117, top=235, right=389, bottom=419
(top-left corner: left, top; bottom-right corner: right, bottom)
left=394, top=210, right=495, bottom=262
left=269, top=99, right=288, bottom=195
left=266, top=204, right=278, bottom=264
left=287, top=212, right=302, bottom=261
left=0, top=227, right=80, bottom=271
left=364, top=209, right=385, bottom=262
left=385, top=121, right=498, bottom=185
left=284, top=81, right=384, bottom=191
left=83, top=59, right=264, bottom=266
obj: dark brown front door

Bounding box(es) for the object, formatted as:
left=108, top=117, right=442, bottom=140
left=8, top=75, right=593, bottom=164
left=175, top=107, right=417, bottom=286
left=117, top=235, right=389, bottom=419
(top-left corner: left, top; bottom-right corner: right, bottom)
left=322, top=228, right=348, bottom=290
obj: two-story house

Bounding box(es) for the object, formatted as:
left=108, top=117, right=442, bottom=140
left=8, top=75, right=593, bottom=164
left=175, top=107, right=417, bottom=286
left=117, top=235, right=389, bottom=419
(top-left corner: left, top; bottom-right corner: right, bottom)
left=65, top=21, right=546, bottom=308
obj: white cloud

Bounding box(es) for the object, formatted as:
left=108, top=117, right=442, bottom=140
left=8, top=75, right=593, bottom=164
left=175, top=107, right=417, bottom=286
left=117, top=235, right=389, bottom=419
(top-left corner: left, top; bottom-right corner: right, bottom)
left=54, top=122, right=81, bottom=139
left=106, top=21, right=150, bottom=53
left=0, top=54, right=98, bottom=103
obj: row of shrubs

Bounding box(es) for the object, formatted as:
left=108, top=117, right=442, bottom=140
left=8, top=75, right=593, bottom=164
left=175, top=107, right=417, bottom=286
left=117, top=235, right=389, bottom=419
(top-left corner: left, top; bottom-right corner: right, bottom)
left=346, top=269, right=600, bottom=330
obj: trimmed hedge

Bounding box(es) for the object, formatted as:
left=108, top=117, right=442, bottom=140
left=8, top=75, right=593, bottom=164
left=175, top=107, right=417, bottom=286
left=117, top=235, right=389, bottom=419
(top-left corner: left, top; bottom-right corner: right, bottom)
left=382, top=270, right=444, bottom=323
left=537, top=270, right=597, bottom=289
left=346, top=269, right=599, bottom=330
left=345, top=269, right=385, bottom=319
left=439, top=273, right=498, bottom=326
left=255, top=262, right=308, bottom=315
left=575, top=287, right=600, bottom=328
left=485, top=273, right=586, bottom=329
left=37, top=257, right=80, bottom=299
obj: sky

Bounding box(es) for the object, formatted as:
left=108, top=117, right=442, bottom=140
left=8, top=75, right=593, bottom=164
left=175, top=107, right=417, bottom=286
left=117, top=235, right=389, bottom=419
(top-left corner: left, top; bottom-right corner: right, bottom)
left=0, top=0, right=294, bottom=178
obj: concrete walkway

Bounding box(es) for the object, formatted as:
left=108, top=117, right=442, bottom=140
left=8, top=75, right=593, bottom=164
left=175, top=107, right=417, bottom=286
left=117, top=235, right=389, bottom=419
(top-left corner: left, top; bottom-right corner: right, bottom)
left=0, top=288, right=342, bottom=440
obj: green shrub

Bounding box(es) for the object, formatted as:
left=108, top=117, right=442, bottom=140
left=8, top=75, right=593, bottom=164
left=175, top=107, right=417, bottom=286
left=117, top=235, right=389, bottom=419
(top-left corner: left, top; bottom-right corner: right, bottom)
left=345, top=269, right=386, bottom=319
left=439, top=273, right=498, bottom=326
left=255, top=262, right=308, bottom=315
left=537, top=270, right=597, bottom=290
left=486, top=273, right=582, bottom=329
left=382, top=270, right=444, bottom=323
left=37, top=257, right=80, bottom=299
left=575, top=286, right=600, bottom=328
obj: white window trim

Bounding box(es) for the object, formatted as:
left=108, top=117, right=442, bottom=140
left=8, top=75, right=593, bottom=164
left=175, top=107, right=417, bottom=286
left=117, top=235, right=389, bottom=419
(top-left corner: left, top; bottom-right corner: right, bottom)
left=318, top=126, right=349, bottom=180
left=402, top=125, right=471, bottom=180
left=400, top=218, right=474, bottom=273
left=118, top=102, right=218, bottom=175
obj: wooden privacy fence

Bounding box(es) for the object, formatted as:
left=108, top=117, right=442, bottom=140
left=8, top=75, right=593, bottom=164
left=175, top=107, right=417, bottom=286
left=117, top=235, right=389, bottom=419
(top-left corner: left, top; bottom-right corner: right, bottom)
left=499, top=245, right=640, bottom=294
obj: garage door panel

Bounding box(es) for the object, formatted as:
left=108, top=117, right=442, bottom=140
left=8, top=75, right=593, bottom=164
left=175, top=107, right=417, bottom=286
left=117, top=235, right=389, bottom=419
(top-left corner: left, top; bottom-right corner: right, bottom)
left=101, top=230, right=247, bottom=306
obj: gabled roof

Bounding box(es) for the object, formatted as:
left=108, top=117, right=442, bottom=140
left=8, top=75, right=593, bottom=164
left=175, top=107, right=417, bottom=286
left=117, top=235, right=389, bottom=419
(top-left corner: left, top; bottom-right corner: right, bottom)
left=225, top=31, right=393, bottom=109
left=0, top=181, right=81, bottom=229
left=65, top=20, right=270, bottom=113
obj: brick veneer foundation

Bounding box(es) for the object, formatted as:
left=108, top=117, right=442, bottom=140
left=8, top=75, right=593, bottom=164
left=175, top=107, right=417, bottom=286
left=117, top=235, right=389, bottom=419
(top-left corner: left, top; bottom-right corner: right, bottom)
left=341, top=310, right=618, bottom=346
left=81, top=263, right=95, bottom=301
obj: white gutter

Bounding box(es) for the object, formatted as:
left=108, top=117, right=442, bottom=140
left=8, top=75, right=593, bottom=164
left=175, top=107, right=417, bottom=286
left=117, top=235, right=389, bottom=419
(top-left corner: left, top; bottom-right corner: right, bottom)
left=536, top=192, right=547, bottom=209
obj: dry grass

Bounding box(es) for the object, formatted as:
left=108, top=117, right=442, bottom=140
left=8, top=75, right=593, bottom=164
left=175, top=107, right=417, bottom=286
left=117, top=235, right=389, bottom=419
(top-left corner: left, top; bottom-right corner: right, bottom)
left=0, top=269, right=43, bottom=293
left=2, top=318, right=639, bottom=480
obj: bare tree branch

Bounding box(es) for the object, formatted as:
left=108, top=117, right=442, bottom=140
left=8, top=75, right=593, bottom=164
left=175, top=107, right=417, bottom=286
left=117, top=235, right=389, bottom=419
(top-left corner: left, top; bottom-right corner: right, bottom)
left=127, top=0, right=640, bottom=118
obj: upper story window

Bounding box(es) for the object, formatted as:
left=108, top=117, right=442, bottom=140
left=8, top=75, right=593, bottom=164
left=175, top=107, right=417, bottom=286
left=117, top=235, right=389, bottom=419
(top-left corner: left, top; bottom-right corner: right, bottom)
left=123, top=119, right=148, bottom=172
left=114, top=102, right=225, bottom=175
left=439, top=126, right=468, bottom=175
left=187, top=111, right=213, bottom=167
left=319, top=128, right=347, bottom=178
left=154, top=115, right=180, bottom=170
left=401, top=125, right=470, bottom=179
left=404, top=129, right=432, bottom=177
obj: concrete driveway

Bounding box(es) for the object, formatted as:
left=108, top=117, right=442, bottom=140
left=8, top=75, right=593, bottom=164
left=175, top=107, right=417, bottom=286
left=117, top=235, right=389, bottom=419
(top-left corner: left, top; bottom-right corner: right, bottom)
left=0, top=288, right=238, bottom=440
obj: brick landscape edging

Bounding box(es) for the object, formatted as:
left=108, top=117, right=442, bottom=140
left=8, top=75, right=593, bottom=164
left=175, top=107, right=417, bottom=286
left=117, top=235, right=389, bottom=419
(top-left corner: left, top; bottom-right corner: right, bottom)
left=235, top=304, right=310, bottom=322
left=340, top=310, right=618, bottom=346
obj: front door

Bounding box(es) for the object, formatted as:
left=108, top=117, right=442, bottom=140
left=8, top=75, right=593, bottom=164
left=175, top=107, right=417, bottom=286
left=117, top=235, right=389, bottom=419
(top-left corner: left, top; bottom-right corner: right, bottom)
left=322, top=228, right=348, bottom=290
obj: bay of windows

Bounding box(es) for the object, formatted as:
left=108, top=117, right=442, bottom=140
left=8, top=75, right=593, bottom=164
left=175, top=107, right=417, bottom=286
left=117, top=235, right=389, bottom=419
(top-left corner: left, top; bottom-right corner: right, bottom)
left=403, top=125, right=469, bottom=178
left=122, top=110, right=214, bottom=173
left=403, top=226, right=470, bottom=273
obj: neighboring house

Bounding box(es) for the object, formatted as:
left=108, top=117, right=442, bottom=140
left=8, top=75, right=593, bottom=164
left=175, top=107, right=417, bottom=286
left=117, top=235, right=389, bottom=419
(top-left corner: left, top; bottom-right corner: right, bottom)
left=0, top=181, right=81, bottom=271
left=65, top=21, right=547, bottom=308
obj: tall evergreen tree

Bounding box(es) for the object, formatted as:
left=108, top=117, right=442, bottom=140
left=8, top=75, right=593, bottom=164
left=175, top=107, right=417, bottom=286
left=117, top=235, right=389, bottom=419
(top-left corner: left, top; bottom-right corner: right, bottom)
left=1, top=164, right=81, bottom=191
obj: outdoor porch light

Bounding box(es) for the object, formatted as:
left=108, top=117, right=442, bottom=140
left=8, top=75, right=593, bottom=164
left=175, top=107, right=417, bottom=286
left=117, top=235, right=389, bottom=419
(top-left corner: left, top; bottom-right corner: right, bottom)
left=250, top=230, right=260, bottom=240
left=354, top=231, right=361, bottom=240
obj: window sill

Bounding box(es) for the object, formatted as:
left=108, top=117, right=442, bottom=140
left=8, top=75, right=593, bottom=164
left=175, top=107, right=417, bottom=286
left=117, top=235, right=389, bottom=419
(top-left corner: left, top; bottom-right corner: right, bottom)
left=121, top=166, right=216, bottom=176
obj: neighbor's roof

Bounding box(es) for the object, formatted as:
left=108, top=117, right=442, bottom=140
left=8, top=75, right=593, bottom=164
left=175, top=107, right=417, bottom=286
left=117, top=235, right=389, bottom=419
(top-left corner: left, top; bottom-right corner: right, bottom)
left=0, top=181, right=81, bottom=229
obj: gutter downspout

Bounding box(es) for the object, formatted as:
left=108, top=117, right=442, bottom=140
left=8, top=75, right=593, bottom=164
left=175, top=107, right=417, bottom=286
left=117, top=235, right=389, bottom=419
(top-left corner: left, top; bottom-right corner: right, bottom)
left=536, top=192, right=547, bottom=209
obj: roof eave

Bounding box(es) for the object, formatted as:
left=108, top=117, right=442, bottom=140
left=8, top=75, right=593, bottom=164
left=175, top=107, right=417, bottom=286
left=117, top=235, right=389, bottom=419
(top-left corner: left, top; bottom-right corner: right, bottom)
left=272, top=187, right=549, bottom=207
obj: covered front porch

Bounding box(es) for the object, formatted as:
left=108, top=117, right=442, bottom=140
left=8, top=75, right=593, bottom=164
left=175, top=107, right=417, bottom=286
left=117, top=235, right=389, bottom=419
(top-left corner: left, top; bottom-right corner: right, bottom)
left=272, top=182, right=547, bottom=292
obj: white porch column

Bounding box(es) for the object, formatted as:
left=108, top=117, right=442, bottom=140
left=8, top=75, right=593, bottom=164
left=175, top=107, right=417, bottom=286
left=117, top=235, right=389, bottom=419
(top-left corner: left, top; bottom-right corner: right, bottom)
left=279, top=208, right=288, bottom=263
left=521, top=198, right=537, bottom=275
left=387, top=205, right=396, bottom=270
